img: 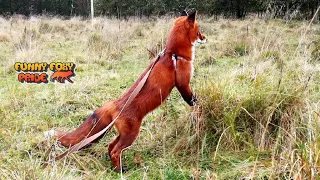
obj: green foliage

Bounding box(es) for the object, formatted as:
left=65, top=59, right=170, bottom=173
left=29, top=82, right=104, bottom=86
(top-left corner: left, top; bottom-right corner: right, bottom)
left=259, top=50, right=281, bottom=61
left=88, top=32, right=103, bottom=48
left=165, top=168, right=189, bottom=180
left=234, top=42, right=249, bottom=56
left=311, top=37, right=320, bottom=62
left=222, top=35, right=251, bottom=57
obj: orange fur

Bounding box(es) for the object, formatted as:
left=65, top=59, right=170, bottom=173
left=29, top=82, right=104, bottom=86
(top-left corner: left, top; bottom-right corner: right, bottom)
left=53, top=11, right=206, bottom=172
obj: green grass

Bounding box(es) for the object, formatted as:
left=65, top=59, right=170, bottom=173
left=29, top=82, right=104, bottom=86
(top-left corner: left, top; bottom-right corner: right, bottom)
left=0, top=16, right=319, bottom=179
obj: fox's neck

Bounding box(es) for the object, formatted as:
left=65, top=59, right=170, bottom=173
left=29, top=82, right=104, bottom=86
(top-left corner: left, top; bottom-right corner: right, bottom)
left=165, top=29, right=195, bottom=61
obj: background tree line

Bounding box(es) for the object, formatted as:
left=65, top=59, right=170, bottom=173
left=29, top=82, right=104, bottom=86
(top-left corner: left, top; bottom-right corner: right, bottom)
left=0, top=0, right=319, bottom=20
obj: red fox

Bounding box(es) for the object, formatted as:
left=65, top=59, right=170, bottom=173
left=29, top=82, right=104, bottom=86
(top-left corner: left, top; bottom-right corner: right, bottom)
left=45, top=10, right=206, bottom=172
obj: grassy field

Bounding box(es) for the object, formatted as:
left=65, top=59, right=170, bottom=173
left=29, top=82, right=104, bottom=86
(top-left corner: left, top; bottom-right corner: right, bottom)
left=0, top=15, right=319, bottom=179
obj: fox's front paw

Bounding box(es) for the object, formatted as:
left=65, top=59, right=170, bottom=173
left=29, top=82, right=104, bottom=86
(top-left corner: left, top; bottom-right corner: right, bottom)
left=188, top=95, right=197, bottom=106
left=44, top=129, right=55, bottom=139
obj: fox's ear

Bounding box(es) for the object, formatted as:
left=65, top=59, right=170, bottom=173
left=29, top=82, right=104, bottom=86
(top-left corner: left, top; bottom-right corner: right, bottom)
left=187, top=10, right=197, bottom=23
left=180, top=10, right=188, bottom=16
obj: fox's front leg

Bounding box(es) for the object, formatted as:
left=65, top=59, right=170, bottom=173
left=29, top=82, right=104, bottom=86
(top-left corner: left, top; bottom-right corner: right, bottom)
left=175, top=60, right=197, bottom=106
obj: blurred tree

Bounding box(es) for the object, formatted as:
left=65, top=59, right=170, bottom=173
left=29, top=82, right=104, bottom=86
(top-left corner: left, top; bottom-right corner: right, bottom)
left=0, top=0, right=319, bottom=20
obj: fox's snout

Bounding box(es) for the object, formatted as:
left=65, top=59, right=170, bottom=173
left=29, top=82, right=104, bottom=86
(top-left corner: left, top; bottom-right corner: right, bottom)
left=196, top=33, right=207, bottom=45
left=198, top=32, right=206, bottom=41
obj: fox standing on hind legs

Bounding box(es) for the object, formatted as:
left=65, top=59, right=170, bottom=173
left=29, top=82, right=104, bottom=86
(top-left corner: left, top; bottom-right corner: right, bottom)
left=45, top=10, right=206, bottom=172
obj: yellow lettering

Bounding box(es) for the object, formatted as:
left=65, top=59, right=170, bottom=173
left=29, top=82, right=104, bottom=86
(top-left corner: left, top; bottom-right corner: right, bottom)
left=14, top=62, right=21, bottom=71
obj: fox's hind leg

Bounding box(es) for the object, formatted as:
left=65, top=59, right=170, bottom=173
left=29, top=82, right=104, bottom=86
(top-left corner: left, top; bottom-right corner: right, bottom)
left=108, top=136, right=120, bottom=158
left=109, top=118, right=141, bottom=172
left=110, top=132, right=139, bottom=172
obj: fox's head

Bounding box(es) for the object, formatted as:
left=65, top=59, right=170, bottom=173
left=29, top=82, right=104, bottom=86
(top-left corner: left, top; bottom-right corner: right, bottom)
left=180, top=10, right=207, bottom=46
left=166, top=10, right=206, bottom=60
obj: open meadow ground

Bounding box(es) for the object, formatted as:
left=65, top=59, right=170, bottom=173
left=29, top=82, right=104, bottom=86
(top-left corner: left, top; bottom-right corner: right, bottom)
left=0, top=16, right=319, bottom=179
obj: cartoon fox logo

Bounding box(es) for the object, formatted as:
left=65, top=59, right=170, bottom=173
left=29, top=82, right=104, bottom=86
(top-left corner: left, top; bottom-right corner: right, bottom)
left=45, top=10, right=206, bottom=172
left=50, top=71, right=74, bottom=83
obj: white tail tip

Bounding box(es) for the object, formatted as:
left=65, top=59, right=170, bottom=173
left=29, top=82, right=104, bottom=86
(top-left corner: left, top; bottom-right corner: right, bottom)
left=44, top=129, right=55, bottom=139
